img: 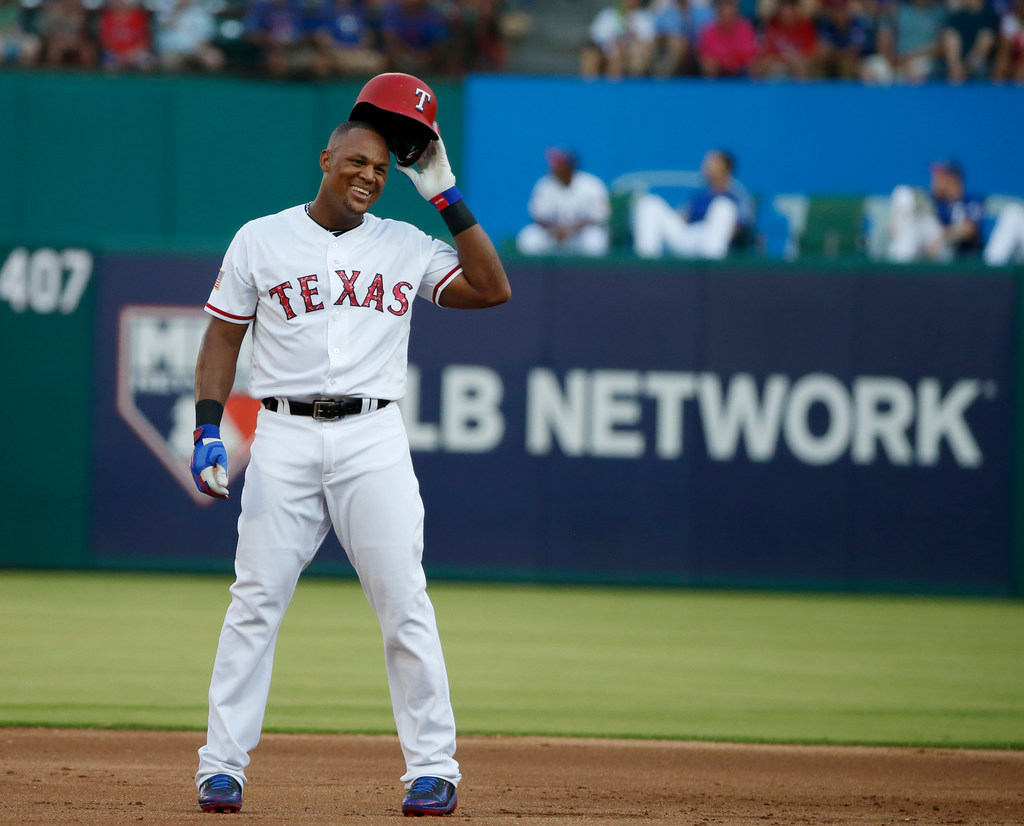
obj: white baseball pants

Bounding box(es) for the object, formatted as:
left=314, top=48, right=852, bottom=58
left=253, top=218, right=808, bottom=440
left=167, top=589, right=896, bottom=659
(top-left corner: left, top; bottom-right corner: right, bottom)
left=886, top=185, right=952, bottom=263
left=196, top=403, right=460, bottom=790
left=984, top=203, right=1024, bottom=266
left=632, top=193, right=738, bottom=260
left=515, top=222, right=610, bottom=256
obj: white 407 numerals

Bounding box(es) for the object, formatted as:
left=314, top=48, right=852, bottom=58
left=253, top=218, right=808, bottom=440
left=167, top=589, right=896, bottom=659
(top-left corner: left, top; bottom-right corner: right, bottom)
left=0, top=247, right=93, bottom=315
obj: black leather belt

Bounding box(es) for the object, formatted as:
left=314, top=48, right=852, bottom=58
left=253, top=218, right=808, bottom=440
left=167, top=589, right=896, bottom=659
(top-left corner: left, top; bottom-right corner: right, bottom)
left=262, top=397, right=391, bottom=421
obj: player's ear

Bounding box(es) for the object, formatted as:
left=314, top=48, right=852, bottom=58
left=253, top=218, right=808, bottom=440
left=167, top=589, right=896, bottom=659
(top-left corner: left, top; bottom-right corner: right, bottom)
left=320, top=149, right=331, bottom=173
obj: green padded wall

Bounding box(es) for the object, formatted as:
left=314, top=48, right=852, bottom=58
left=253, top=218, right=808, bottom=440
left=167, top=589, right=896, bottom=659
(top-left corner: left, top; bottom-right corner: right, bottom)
left=0, top=72, right=464, bottom=252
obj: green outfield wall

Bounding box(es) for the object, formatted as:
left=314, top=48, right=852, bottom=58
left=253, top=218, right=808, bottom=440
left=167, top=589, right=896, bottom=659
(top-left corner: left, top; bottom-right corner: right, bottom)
left=0, top=246, right=94, bottom=567
left=0, top=72, right=463, bottom=252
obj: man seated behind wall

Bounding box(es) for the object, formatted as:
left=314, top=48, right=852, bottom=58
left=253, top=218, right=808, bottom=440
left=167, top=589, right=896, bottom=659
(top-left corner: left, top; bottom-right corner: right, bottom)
left=307, top=0, right=385, bottom=77
left=942, top=0, right=998, bottom=83
left=887, top=159, right=984, bottom=262
left=516, top=148, right=611, bottom=257
left=698, top=0, right=757, bottom=76
left=753, top=0, right=818, bottom=78
left=581, top=0, right=657, bottom=79
left=993, top=0, right=1024, bottom=82
left=379, top=0, right=451, bottom=75
left=243, top=0, right=309, bottom=78
left=813, top=0, right=876, bottom=80
left=0, top=0, right=41, bottom=66
left=155, top=0, right=225, bottom=73
left=868, top=0, right=946, bottom=83
left=39, top=0, right=97, bottom=67
left=631, top=148, right=752, bottom=260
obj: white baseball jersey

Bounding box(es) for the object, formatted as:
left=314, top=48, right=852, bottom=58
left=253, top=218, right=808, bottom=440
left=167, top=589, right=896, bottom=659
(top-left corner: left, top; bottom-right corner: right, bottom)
left=527, top=170, right=611, bottom=230
left=205, top=204, right=462, bottom=402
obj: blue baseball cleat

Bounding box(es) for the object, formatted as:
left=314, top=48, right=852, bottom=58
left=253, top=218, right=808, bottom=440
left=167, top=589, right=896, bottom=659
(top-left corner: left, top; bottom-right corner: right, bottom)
left=401, top=776, right=458, bottom=817
left=198, top=773, right=242, bottom=813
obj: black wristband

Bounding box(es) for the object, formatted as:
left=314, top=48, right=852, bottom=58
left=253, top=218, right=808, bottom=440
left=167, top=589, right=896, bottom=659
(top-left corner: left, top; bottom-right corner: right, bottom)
left=440, top=200, right=478, bottom=236
left=195, top=398, right=224, bottom=428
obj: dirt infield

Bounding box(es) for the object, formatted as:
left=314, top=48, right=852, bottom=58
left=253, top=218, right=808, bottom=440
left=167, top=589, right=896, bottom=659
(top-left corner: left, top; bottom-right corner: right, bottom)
left=1, top=729, right=1022, bottom=825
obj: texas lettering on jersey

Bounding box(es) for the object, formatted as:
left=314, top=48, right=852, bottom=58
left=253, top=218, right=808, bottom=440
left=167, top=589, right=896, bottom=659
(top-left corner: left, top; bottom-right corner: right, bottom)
left=269, top=270, right=414, bottom=320
left=203, top=206, right=462, bottom=402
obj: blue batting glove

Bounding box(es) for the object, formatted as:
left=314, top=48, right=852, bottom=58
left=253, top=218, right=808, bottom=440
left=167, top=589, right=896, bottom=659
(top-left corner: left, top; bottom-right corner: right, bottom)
left=190, top=424, right=229, bottom=498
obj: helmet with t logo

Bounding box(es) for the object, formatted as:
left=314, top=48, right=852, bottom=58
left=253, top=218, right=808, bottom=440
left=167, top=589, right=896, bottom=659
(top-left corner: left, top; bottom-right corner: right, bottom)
left=350, top=73, right=440, bottom=167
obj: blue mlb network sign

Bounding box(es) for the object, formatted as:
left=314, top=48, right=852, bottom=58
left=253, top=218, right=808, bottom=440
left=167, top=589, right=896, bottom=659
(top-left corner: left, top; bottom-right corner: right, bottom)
left=90, top=254, right=1016, bottom=593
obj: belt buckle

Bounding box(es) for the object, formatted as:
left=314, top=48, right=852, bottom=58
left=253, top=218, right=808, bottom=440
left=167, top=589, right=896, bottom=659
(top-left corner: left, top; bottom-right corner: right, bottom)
left=311, top=399, right=341, bottom=421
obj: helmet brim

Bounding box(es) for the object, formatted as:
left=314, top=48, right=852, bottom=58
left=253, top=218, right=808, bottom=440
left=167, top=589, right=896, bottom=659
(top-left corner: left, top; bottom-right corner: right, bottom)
left=350, top=103, right=438, bottom=167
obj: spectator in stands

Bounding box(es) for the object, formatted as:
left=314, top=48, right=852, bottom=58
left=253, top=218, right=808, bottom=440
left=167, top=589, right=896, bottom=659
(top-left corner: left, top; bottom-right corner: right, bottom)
left=308, top=0, right=385, bottom=77
left=448, top=0, right=507, bottom=72
left=993, top=0, right=1024, bottom=81
left=869, top=0, right=946, bottom=83
left=886, top=159, right=984, bottom=262
left=984, top=199, right=1024, bottom=265
left=642, top=0, right=698, bottom=74
left=0, top=0, right=41, bottom=66
left=379, top=0, right=451, bottom=75
left=698, top=0, right=757, bottom=77
left=516, top=148, right=611, bottom=257
left=646, top=0, right=716, bottom=75
left=632, top=148, right=754, bottom=259
left=754, top=0, right=818, bottom=78
left=244, top=0, right=309, bottom=78
left=813, top=0, right=875, bottom=79
left=581, top=0, right=657, bottom=79
left=39, top=0, right=97, bottom=67
left=942, top=0, right=998, bottom=82
left=98, top=0, right=155, bottom=70
left=154, top=0, right=224, bottom=72
left=648, top=0, right=689, bottom=75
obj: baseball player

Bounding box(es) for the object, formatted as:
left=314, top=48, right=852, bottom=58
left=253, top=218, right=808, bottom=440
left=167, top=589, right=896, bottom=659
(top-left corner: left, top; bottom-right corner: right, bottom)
left=632, top=148, right=751, bottom=260
left=515, top=147, right=611, bottom=257
left=984, top=200, right=1024, bottom=266
left=887, top=159, right=985, bottom=263
left=189, top=73, right=509, bottom=817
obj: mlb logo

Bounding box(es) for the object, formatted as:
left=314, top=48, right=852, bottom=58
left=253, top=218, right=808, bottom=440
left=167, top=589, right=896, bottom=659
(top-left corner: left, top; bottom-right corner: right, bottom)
left=117, top=305, right=259, bottom=504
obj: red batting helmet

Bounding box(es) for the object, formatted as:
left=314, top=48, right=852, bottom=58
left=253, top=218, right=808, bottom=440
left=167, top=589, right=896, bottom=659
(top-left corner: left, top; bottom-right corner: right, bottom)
left=350, top=73, right=439, bottom=167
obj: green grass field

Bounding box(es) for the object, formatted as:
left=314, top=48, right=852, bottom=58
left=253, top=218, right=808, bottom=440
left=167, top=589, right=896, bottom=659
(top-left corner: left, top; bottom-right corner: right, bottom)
left=1, top=570, right=1022, bottom=748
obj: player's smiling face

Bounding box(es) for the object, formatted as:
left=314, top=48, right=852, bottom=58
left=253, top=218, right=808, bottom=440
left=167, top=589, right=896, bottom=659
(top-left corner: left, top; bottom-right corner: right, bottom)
left=318, top=127, right=390, bottom=227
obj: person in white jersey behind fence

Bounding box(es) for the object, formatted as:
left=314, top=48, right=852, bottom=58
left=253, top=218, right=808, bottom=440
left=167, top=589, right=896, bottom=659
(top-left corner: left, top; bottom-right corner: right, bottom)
left=515, top=147, right=611, bottom=257
left=188, top=72, right=510, bottom=817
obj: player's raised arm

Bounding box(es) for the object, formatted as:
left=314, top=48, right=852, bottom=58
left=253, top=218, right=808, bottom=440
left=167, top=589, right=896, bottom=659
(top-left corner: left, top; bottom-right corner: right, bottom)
left=398, top=131, right=510, bottom=310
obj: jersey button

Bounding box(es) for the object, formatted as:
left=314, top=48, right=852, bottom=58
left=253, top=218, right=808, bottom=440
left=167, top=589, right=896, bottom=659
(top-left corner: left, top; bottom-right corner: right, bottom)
left=333, top=347, right=340, bottom=354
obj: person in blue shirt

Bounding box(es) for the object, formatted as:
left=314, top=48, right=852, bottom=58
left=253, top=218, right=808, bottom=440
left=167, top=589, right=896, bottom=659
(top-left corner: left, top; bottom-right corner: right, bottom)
left=380, top=0, right=450, bottom=74
left=243, top=0, right=307, bottom=77
left=632, top=148, right=754, bottom=259
left=814, top=0, right=875, bottom=79
left=887, top=159, right=984, bottom=262
left=307, top=0, right=384, bottom=76
left=649, top=0, right=715, bottom=76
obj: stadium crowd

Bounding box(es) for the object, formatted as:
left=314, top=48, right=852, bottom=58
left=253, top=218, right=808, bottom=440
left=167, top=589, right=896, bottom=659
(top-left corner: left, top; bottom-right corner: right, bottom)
left=582, top=0, right=1024, bottom=83
left=0, top=0, right=507, bottom=77
left=1, top=0, right=1021, bottom=82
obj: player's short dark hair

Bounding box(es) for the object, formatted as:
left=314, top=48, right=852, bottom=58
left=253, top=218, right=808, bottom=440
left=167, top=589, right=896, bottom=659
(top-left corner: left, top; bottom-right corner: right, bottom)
left=714, top=148, right=736, bottom=174
left=329, top=120, right=387, bottom=147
